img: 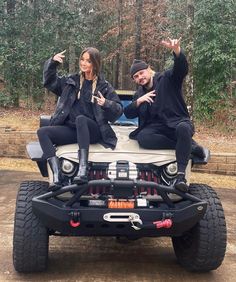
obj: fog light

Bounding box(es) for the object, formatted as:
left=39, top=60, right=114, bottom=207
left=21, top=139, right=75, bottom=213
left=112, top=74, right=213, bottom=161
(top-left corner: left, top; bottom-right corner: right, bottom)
left=62, top=160, right=75, bottom=174
left=165, top=162, right=178, bottom=176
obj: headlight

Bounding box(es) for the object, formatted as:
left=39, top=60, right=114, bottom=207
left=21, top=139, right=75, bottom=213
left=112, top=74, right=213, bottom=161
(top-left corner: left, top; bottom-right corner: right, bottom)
left=61, top=160, right=75, bottom=174
left=164, top=162, right=178, bottom=176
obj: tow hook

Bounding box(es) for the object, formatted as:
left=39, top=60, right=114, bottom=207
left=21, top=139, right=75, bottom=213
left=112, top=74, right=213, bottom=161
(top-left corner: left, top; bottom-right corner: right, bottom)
left=130, top=216, right=143, bottom=230
left=69, top=211, right=80, bottom=228
left=153, top=219, right=172, bottom=229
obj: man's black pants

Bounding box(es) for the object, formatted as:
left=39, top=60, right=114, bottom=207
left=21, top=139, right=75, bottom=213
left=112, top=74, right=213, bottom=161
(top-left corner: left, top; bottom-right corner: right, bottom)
left=136, top=121, right=193, bottom=173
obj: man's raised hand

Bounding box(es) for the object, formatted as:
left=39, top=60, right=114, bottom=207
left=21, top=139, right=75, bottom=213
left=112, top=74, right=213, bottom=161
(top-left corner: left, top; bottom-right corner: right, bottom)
left=161, top=37, right=181, bottom=56
left=53, top=50, right=66, bottom=64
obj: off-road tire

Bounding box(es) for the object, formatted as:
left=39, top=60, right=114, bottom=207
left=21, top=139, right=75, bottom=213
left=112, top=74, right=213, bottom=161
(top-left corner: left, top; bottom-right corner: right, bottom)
left=172, top=184, right=227, bottom=272
left=13, top=181, right=49, bottom=272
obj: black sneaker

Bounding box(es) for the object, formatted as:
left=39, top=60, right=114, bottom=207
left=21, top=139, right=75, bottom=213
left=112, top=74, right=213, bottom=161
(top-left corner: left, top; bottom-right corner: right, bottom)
left=174, top=173, right=189, bottom=193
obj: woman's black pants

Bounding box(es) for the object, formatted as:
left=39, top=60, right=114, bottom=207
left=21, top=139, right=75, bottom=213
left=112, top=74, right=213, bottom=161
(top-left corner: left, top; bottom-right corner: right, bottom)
left=37, top=115, right=101, bottom=159
left=136, top=121, right=193, bottom=173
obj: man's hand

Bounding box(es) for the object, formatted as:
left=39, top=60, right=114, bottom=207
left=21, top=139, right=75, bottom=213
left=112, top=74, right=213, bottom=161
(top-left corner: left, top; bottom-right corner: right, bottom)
left=94, top=91, right=106, bottom=106
left=53, top=50, right=66, bottom=64
left=161, top=37, right=181, bottom=56
left=136, top=90, right=156, bottom=107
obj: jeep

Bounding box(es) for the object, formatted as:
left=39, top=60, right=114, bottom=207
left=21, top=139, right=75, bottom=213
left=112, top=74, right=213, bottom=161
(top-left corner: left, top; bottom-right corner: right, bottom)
left=13, top=92, right=227, bottom=272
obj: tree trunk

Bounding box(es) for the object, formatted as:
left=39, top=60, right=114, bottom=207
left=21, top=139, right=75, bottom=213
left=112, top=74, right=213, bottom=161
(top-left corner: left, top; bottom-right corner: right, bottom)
left=6, top=0, right=19, bottom=106
left=114, top=0, right=123, bottom=89
left=31, top=0, right=42, bottom=108
left=68, top=0, right=76, bottom=74
left=69, top=44, right=76, bottom=74
left=185, top=0, right=194, bottom=121
left=135, top=0, right=143, bottom=59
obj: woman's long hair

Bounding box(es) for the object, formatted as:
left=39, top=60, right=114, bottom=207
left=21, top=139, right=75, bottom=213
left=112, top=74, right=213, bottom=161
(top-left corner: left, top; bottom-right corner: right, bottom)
left=79, top=47, right=101, bottom=76
left=79, top=47, right=101, bottom=98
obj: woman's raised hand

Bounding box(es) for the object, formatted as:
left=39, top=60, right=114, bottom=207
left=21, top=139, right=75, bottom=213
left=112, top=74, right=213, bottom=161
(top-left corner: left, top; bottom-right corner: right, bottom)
left=53, top=50, right=66, bottom=64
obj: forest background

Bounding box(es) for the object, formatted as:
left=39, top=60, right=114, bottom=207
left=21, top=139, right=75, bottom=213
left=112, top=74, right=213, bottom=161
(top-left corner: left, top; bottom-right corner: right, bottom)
left=0, top=0, right=235, bottom=132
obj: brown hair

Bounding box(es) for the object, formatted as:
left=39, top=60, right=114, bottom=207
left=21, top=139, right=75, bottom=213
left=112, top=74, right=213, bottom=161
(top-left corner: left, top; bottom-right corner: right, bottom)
left=79, top=47, right=101, bottom=76
left=78, top=47, right=100, bottom=98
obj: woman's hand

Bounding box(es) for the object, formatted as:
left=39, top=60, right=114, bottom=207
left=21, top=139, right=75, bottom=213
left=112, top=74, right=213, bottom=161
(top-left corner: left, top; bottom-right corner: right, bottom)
left=94, top=91, right=106, bottom=106
left=161, top=37, right=181, bottom=56
left=53, top=50, right=66, bottom=64
left=136, top=90, right=156, bottom=107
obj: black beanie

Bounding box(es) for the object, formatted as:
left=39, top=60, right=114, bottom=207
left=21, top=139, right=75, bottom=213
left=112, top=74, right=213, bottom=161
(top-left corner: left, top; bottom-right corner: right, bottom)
left=130, top=59, right=148, bottom=77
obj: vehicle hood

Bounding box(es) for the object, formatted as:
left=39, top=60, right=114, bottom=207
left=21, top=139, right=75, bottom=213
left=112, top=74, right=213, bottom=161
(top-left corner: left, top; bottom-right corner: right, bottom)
left=56, top=125, right=176, bottom=166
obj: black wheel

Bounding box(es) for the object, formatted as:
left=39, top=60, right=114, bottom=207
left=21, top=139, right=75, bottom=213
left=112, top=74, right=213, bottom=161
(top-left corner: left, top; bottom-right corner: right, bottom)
left=13, top=181, right=49, bottom=272
left=172, top=183, right=227, bottom=272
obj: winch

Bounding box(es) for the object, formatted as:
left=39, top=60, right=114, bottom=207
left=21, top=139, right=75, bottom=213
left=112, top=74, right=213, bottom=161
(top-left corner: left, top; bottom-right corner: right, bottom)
left=107, top=160, right=138, bottom=180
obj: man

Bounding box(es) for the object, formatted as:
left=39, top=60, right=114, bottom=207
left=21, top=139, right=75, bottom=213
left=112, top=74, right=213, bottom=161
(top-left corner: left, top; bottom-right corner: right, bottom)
left=124, top=38, right=205, bottom=192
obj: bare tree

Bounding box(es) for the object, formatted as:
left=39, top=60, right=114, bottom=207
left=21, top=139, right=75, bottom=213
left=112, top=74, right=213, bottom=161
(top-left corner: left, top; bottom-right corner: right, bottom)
left=135, top=0, right=143, bottom=59
left=68, top=0, right=76, bottom=74
left=6, top=0, right=18, bottom=106
left=185, top=0, right=194, bottom=120
left=114, top=0, right=123, bottom=88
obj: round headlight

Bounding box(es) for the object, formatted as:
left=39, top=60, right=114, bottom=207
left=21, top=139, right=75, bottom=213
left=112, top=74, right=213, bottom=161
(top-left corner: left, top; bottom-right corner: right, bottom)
left=165, top=162, right=178, bottom=176
left=61, top=160, right=75, bottom=174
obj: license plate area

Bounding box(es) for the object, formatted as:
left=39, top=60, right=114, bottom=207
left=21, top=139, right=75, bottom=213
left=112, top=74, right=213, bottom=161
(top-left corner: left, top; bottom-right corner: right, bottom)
left=108, top=199, right=135, bottom=209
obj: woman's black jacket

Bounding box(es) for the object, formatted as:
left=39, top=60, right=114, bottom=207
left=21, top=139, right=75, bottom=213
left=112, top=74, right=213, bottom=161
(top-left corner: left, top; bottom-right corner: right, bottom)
left=43, top=58, right=123, bottom=149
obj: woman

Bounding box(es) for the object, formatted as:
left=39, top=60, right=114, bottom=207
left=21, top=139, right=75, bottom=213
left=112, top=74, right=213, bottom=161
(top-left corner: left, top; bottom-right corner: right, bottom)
left=38, top=47, right=123, bottom=188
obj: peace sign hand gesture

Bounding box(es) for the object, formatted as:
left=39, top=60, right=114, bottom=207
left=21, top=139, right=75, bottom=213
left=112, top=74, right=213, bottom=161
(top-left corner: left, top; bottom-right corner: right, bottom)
left=94, top=91, right=106, bottom=106
left=161, top=37, right=181, bottom=56
left=53, top=50, right=66, bottom=64
left=136, top=90, right=156, bottom=107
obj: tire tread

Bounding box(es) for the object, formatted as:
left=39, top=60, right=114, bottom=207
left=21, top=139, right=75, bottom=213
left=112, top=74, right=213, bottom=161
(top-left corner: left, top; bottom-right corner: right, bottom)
left=13, top=181, right=49, bottom=272
left=172, top=183, right=227, bottom=272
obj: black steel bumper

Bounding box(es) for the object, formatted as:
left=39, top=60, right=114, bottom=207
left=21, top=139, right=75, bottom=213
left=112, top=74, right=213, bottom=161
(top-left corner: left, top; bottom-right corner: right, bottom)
left=32, top=179, right=207, bottom=237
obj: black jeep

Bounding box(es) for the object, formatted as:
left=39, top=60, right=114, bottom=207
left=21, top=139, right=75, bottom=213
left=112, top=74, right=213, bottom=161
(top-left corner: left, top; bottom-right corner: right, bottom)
left=13, top=92, right=227, bottom=272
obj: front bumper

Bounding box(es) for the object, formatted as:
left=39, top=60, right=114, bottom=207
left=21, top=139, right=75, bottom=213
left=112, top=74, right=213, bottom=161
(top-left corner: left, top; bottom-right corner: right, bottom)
left=32, top=179, right=207, bottom=237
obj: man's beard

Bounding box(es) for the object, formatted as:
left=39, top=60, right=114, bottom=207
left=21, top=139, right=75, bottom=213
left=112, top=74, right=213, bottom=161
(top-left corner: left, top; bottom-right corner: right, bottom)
left=144, top=76, right=153, bottom=90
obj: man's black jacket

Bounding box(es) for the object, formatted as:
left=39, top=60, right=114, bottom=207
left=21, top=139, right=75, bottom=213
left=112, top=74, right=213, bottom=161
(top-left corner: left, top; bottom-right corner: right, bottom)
left=124, top=51, right=192, bottom=139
